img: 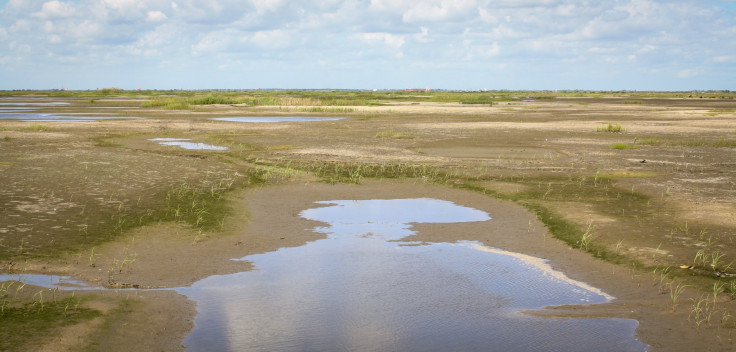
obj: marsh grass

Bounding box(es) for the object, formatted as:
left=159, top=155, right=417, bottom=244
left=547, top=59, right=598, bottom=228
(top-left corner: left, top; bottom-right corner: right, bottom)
left=596, top=123, right=623, bottom=133
left=0, top=296, right=99, bottom=351
left=162, top=176, right=241, bottom=231
left=639, top=138, right=663, bottom=146
left=459, top=95, right=494, bottom=105
left=678, top=139, right=736, bottom=148
left=292, top=107, right=357, bottom=113
left=26, top=125, right=50, bottom=132
left=669, top=281, right=689, bottom=312
left=374, top=129, right=415, bottom=139
left=5, top=89, right=736, bottom=101
left=610, top=143, right=637, bottom=150
left=708, top=109, right=736, bottom=115
left=264, top=158, right=650, bottom=268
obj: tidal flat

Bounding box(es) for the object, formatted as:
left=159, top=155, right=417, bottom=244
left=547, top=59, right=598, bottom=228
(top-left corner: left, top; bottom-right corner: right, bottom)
left=1, top=90, right=735, bottom=351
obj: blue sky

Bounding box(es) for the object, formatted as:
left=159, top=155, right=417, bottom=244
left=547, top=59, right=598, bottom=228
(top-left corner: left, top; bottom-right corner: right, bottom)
left=0, top=0, right=734, bottom=90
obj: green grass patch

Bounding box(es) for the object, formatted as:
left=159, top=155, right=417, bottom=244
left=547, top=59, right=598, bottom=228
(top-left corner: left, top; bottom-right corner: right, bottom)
left=596, top=123, right=623, bottom=133
left=267, top=145, right=302, bottom=151
left=26, top=125, right=50, bottom=132
left=91, top=137, right=122, bottom=147
left=708, top=109, right=735, bottom=115
left=610, top=143, right=638, bottom=150
left=459, top=95, right=493, bottom=105
left=678, top=139, right=736, bottom=148
left=0, top=296, right=101, bottom=351
left=375, top=129, right=415, bottom=139
left=639, top=138, right=662, bottom=146
left=623, top=100, right=643, bottom=104
left=292, top=107, right=356, bottom=113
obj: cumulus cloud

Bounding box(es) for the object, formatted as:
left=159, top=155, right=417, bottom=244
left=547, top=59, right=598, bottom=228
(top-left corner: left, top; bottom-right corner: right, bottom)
left=0, top=0, right=734, bottom=89
left=359, top=32, right=405, bottom=49
left=33, top=0, right=76, bottom=19
left=402, top=0, right=477, bottom=23
left=146, top=10, right=167, bottom=22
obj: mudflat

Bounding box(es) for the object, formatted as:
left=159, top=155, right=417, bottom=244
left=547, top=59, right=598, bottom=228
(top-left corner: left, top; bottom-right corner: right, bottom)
left=1, top=92, right=735, bottom=351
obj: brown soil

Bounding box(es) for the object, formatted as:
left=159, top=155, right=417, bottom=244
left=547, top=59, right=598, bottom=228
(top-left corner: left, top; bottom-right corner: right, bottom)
left=1, top=96, right=735, bottom=350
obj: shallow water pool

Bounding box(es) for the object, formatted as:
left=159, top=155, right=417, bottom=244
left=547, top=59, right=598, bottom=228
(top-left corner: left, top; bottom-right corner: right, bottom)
left=0, top=112, right=141, bottom=121
left=178, top=198, right=647, bottom=352
left=148, top=138, right=229, bottom=150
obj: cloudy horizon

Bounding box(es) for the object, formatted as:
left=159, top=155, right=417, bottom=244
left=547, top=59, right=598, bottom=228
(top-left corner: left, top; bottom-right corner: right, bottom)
left=1, top=0, right=734, bottom=91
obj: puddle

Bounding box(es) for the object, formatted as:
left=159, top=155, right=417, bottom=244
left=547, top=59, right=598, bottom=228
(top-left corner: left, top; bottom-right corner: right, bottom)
left=148, top=138, right=228, bottom=150
left=0, top=102, right=70, bottom=106
left=211, top=116, right=345, bottom=123
left=0, top=273, right=99, bottom=290
left=0, top=112, right=141, bottom=121
left=178, top=198, right=647, bottom=352
left=0, top=107, right=38, bottom=111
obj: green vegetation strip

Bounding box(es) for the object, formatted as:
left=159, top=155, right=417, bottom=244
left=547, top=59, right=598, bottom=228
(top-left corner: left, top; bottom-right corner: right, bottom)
left=0, top=296, right=100, bottom=351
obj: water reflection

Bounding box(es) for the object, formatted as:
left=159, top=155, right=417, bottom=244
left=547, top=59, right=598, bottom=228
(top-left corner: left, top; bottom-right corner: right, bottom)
left=148, top=138, right=229, bottom=150
left=0, top=112, right=140, bottom=121
left=0, top=273, right=98, bottom=289
left=0, top=102, right=70, bottom=106
left=179, top=198, right=646, bottom=352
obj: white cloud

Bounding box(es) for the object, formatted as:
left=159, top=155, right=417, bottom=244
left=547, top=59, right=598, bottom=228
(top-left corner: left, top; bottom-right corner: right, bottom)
left=493, top=0, right=558, bottom=8
left=677, top=69, right=701, bottom=78
left=712, top=55, right=735, bottom=63
left=146, top=10, right=167, bottom=22
left=414, top=26, right=430, bottom=42
left=33, top=0, right=75, bottom=19
left=402, top=0, right=477, bottom=23
left=359, top=32, right=405, bottom=49
left=0, top=0, right=734, bottom=89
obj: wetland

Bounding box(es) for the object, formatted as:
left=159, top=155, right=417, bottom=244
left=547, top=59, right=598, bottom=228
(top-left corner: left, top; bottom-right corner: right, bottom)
left=1, top=90, right=735, bottom=351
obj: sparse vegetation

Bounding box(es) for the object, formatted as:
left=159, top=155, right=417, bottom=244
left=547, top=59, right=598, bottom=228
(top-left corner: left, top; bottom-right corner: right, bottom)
left=1, top=90, right=736, bottom=349
left=596, top=123, right=623, bottom=132
left=610, top=143, right=637, bottom=150
left=0, top=295, right=100, bottom=351
left=27, top=125, right=49, bottom=131
left=375, top=129, right=414, bottom=139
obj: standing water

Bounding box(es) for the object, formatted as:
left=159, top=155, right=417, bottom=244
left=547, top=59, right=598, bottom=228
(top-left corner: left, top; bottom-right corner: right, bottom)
left=179, top=198, right=647, bottom=351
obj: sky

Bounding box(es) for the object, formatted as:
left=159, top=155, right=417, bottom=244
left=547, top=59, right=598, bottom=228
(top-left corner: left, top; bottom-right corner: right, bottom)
left=0, top=0, right=734, bottom=90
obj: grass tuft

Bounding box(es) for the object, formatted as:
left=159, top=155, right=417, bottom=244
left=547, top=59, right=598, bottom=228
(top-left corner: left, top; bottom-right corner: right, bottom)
left=596, top=123, right=623, bottom=133
left=375, top=129, right=415, bottom=139
left=610, top=143, right=638, bottom=150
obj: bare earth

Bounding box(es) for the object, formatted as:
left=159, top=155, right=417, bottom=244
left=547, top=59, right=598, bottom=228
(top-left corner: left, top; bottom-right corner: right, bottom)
left=1, top=96, right=735, bottom=351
